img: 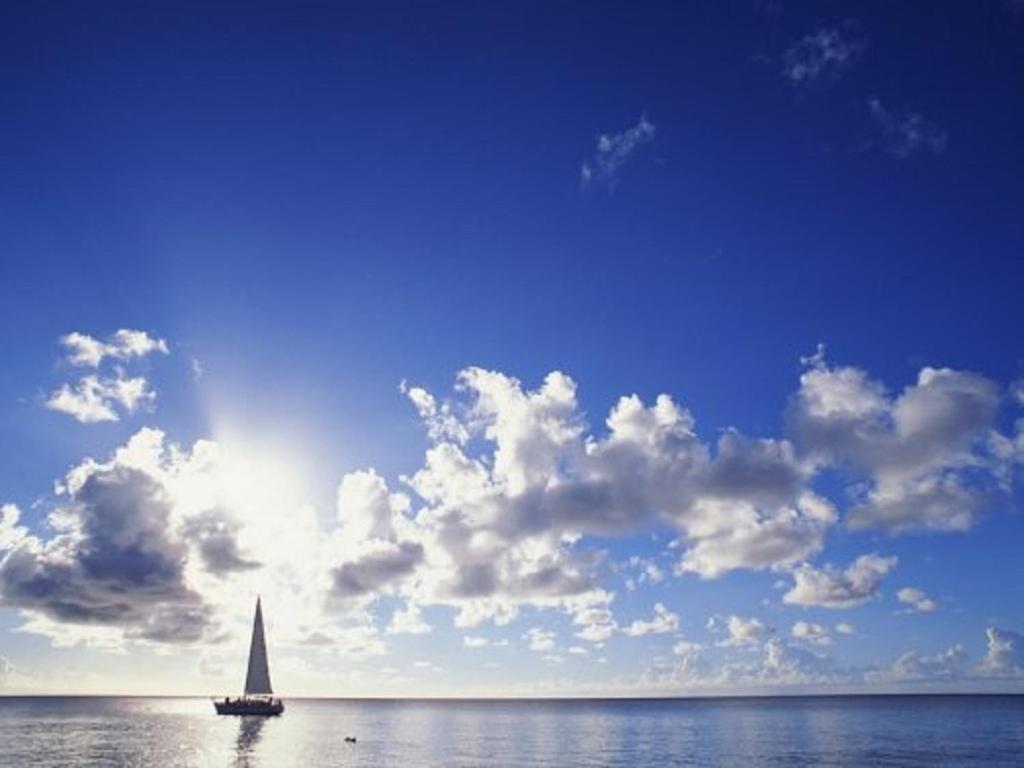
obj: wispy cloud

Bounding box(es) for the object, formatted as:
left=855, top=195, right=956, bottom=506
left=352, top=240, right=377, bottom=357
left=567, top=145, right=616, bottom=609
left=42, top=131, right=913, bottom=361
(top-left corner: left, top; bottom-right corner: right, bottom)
left=896, top=587, right=939, bottom=613
left=868, top=99, right=947, bottom=157
left=580, top=116, right=655, bottom=189
left=782, top=27, right=864, bottom=86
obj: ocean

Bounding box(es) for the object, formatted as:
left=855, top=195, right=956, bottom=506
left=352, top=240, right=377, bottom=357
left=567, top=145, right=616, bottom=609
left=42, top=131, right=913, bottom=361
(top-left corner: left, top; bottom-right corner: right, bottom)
left=0, top=695, right=1021, bottom=767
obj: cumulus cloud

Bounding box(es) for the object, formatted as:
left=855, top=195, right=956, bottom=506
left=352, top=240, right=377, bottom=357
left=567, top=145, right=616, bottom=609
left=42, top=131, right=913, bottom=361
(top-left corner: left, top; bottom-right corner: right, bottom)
left=60, top=330, right=168, bottom=368
left=791, top=620, right=831, bottom=645
left=328, top=470, right=423, bottom=606
left=366, top=366, right=840, bottom=638
left=386, top=603, right=432, bottom=635
left=868, top=99, right=947, bottom=157
left=622, top=603, right=679, bottom=637
left=896, top=587, right=938, bottom=613
left=783, top=554, right=897, bottom=609
left=181, top=509, right=260, bottom=575
left=46, top=373, right=156, bottom=423
left=790, top=351, right=1002, bottom=533
left=881, top=645, right=967, bottom=682
left=0, top=428, right=333, bottom=653
left=709, top=615, right=771, bottom=648
left=47, top=330, right=168, bottom=423
left=978, top=627, right=1024, bottom=677
left=0, top=505, right=28, bottom=550
left=0, top=654, right=11, bottom=687
left=782, top=27, right=864, bottom=85
left=580, top=116, right=655, bottom=188
left=525, top=627, right=556, bottom=653
left=0, top=438, right=213, bottom=643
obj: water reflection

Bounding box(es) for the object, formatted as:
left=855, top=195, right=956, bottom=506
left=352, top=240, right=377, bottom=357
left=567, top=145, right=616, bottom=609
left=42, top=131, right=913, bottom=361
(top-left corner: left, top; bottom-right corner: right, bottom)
left=234, top=716, right=266, bottom=767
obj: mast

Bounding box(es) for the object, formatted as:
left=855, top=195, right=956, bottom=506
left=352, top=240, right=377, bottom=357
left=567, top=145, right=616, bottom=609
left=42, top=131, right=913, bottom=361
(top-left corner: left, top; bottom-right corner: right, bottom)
left=243, top=597, right=273, bottom=696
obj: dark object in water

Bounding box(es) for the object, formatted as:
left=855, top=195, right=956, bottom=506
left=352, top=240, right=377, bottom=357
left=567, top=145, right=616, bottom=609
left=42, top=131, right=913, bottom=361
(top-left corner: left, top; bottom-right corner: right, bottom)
left=215, top=696, right=284, bottom=716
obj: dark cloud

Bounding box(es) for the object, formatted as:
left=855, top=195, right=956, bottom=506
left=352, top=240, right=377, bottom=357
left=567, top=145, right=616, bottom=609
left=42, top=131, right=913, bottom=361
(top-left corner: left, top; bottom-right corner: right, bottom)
left=182, top=509, right=260, bottom=575
left=330, top=541, right=424, bottom=600
left=0, top=466, right=212, bottom=643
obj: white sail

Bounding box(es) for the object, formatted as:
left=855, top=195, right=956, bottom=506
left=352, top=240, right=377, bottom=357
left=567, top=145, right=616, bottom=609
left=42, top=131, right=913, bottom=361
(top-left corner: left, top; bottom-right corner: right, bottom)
left=243, top=597, right=273, bottom=696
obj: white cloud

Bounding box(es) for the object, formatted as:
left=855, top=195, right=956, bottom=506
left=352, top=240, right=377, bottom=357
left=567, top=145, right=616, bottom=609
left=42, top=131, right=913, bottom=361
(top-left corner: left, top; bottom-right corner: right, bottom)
left=978, top=627, right=1024, bottom=677
left=783, top=554, right=897, bottom=609
left=782, top=27, right=864, bottom=85
left=377, top=366, right=837, bottom=642
left=60, top=330, right=168, bottom=368
left=791, top=620, right=831, bottom=645
left=790, top=352, right=1001, bottom=533
left=580, top=116, right=655, bottom=188
left=0, top=505, right=28, bottom=550
left=46, top=373, right=156, bottom=423
left=0, top=654, right=11, bottom=687
left=463, top=635, right=489, bottom=648
left=710, top=615, right=771, bottom=648
left=623, top=603, right=679, bottom=637
left=386, top=603, right=432, bottom=635
left=882, top=645, right=966, bottom=682
left=835, top=622, right=855, bottom=635
left=896, top=587, right=939, bottom=613
left=672, top=640, right=702, bottom=656
left=47, top=330, right=168, bottom=423
left=868, top=99, right=947, bottom=157
left=525, top=627, right=556, bottom=653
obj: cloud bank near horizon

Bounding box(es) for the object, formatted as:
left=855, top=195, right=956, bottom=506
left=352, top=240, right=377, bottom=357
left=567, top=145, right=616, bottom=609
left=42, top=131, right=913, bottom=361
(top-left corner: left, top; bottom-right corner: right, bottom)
left=3, top=337, right=1024, bottom=692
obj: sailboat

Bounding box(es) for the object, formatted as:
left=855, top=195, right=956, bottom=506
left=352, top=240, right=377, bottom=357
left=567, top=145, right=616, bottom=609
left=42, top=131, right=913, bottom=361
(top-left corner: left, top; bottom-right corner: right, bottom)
left=214, top=597, right=285, bottom=716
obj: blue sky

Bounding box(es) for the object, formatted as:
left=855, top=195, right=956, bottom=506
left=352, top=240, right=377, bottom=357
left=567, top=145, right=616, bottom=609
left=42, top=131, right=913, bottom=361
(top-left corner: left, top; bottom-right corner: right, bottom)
left=1, top=1, right=1023, bottom=695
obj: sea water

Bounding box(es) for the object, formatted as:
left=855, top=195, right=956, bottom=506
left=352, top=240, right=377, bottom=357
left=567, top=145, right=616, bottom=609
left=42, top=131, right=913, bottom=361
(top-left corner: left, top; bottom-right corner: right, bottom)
left=0, top=695, right=1021, bottom=767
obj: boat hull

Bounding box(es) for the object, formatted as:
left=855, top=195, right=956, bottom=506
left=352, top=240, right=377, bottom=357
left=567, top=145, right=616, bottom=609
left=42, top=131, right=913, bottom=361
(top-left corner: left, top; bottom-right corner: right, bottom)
left=214, top=697, right=284, bottom=716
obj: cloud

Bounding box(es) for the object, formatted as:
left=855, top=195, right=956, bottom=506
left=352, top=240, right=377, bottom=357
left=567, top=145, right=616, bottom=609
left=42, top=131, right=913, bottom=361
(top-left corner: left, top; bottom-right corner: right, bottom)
left=789, top=351, right=1002, bottom=533
left=46, top=373, right=156, bottom=423
left=881, top=645, right=967, bottom=682
left=710, top=615, right=772, bottom=648
left=181, top=510, right=260, bottom=575
left=60, top=330, right=168, bottom=368
left=835, top=622, right=855, bottom=635
left=672, top=640, right=702, bottom=656
left=386, top=603, right=432, bottom=635
left=580, top=116, right=655, bottom=189
left=782, top=27, right=864, bottom=85
left=46, top=330, right=168, bottom=423
left=868, top=99, right=947, bottom=157
left=783, top=554, right=897, bottom=608
left=896, top=587, right=938, bottom=613
left=0, top=505, right=28, bottom=550
left=0, top=428, right=335, bottom=653
left=373, top=366, right=839, bottom=637
left=791, top=620, right=831, bottom=645
left=978, top=627, right=1024, bottom=677
left=0, top=442, right=213, bottom=643
left=463, top=635, right=489, bottom=648
left=525, top=627, right=556, bottom=653
left=328, top=470, right=424, bottom=606
left=623, top=603, right=679, bottom=637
